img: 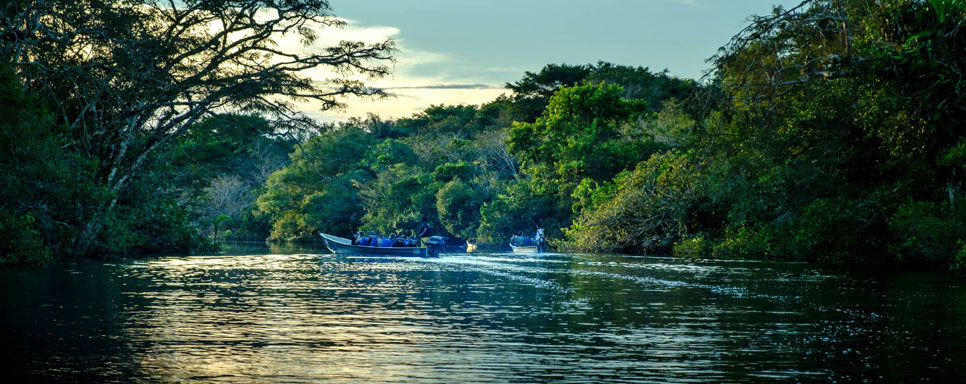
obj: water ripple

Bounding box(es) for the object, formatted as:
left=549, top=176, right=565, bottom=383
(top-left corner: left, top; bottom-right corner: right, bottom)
left=1, top=249, right=965, bottom=383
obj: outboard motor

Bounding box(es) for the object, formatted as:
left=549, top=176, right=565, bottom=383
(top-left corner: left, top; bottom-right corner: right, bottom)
left=425, top=236, right=445, bottom=257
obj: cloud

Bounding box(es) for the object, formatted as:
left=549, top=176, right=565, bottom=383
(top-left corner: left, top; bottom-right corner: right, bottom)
left=262, top=18, right=511, bottom=122
left=385, top=84, right=496, bottom=90
left=304, top=86, right=509, bottom=123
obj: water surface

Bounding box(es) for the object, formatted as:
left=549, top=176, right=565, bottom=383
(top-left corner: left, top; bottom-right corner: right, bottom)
left=2, top=243, right=964, bottom=382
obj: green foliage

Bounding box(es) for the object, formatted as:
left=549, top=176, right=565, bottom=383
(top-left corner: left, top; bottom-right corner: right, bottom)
left=572, top=176, right=621, bottom=214
left=164, top=114, right=293, bottom=240
left=0, top=213, right=51, bottom=265
left=472, top=67, right=704, bottom=249
left=301, top=176, right=366, bottom=238
left=711, top=223, right=790, bottom=261
left=508, top=82, right=649, bottom=186
left=396, top=105, right=494, bottom=136
left=3, top=0, right=394, bottom=256
left=99, top=195, right=213, bottom=256
left=253, top=107, right=510, bottom=242
left=436, top=180, right=484, bottom=239
left=0, top=63, right=105, bottom=263
left=213, top=214, right=233, bottom=239
left=255, top=125, right=372, bottom=241
left=928, top=0, right=965, bottom=23
left=168, top=115, right=281, bottom=178
left=431, top=162, right=475, bottom=182
left=953, top=241, right=966, bottom=271
left=672, top=234, right=710, bottom=259
left=665, top=0, right=966, bottom=269
left=363, top=139, right=419, bottom=170
left=506, top=82, right=660, bottom=233
left=503, top=62, right=699, bottom=122
left=505, top=64, right=594, bottom=121
left=565, top=151, right=705, bottom=254
left=585, top=62, right=699, bottom=114
left=359, top=170, right=432, bottom=235
left=1, top=49, right=717, bottom=260
left=791, top=197, right=886, bottom=264
left=478, top=179, right=569, bottom=244
left=888, top=200, right=966, bottom=266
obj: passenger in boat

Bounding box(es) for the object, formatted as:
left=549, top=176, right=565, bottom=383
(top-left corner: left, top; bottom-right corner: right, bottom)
left=418, top=217, right=430, bottom=246
left=408, top=235, right=418, bottom=247
left=418, top=217, right=430, bottom=237
left=366, top=231, right=378, bottom=246
left=380, top=234, right=393, bottom=247
left=511, top=233, right=518, bottom=246
left=535, top=224, right=546, bottom=251
left=352, top=231, right=364, bottom=245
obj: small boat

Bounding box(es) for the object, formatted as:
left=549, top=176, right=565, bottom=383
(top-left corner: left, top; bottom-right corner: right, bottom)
left=510, top=243, right=539, bottom=253
left=320, top=233, right=442, bottom=257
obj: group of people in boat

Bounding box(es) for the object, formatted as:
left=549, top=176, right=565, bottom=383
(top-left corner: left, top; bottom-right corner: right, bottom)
left=351, top=217, right=432, bottom=248
left=511, top=224, right=546, bottom=248
left=352, top=231, right=420, bottom=247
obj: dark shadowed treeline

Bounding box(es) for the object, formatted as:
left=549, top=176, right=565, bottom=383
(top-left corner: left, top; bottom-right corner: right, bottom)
left=0, top=0, right=393, bottom=264
left=566, top=0, right=966, bottom=269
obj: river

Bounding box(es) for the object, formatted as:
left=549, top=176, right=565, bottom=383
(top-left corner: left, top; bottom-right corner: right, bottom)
left=2, top=243, right=964, bottom=383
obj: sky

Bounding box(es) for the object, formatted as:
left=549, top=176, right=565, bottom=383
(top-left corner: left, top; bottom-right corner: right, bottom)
left=304, top=0, right=802, bottom=122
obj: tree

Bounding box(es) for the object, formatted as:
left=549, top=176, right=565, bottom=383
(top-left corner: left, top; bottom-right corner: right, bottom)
left=255, top=123, right=373, bottom=241
left=505, top=63, right=593, bottom=121
left=507, top=82, right=657, bottom=217
left=1, top=0, right=394, bottom=254
left=203, top=175, right=250, bottom=229
left=696, top=0, right=966, bottom=265
left=161, top=114, right=293, bottom=238
left=0, top=64, right=96, bottom=263
left=566, top=151, right=706, bottom=254
left=436, top=179, right=483, bottom=240
left=586, top=62, right=699, bottom=114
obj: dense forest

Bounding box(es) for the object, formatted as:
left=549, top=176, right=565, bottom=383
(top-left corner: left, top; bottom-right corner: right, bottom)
left=2, top=0, right=965, bottom=270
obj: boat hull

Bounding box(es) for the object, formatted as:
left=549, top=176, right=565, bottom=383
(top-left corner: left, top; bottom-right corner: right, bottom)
left=509, top=243, right=539, bottom=253
left=321, top=233, right=428, bottom=257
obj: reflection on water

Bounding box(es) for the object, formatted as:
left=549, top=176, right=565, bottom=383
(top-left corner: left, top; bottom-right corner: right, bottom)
left=2, top=244, right=966, bottom=382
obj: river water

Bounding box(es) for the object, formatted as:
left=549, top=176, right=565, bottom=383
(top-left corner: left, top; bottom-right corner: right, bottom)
left=2, top=243, right=965, bottom=383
